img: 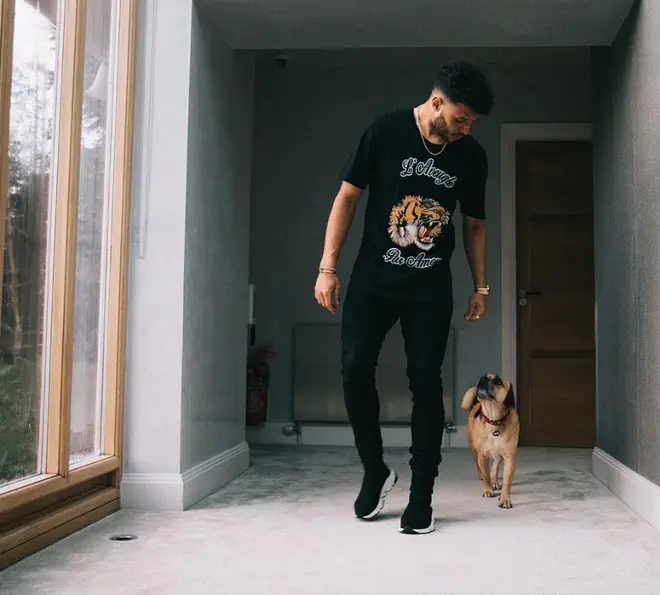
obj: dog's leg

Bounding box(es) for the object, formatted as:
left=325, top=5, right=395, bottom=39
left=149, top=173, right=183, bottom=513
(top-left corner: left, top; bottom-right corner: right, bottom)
left=499, top=454, right=517, bottom=509
left=471, top=448, right=482, bottom=480
left=478, top=453, right=494, bottom=498
left=490, top=457, right=501, bottom=491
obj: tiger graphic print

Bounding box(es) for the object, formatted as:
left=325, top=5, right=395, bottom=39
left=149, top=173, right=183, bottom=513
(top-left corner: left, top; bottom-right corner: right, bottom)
left=387, top=195, right=450, bottom=251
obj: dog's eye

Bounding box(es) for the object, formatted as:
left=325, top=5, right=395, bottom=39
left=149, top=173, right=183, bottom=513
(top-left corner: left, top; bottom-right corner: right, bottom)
left=493, top=377, right=502, bottom=386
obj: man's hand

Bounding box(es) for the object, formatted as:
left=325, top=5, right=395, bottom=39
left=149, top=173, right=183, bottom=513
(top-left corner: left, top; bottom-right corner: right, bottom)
left=315, top=272, right=341, bottom=313
left=464, top=292, right=487, bottom=321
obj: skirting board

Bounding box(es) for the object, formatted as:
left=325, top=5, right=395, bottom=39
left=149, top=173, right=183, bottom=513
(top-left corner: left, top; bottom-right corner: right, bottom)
left=246, top=423, right=469, bottom=449
left=592, top=447, right=660, bottom=533
left=120, top=442, right=250, bottom=511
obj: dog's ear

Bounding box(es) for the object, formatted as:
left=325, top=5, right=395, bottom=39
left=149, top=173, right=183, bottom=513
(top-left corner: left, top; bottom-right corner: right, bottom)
left=504, top=384, right=516, bottom=409
left=460, top=386, right=478, bottom=411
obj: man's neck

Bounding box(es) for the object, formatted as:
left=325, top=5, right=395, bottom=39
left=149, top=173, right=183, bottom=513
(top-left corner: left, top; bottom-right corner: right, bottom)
left=416, top=102, right=446, bottom=146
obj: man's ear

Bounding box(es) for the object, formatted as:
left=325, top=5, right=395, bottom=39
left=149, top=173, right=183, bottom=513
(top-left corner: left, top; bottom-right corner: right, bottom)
left=432, top=94, right=444, bottom=110
left=504, top=384, right=516, bottom=409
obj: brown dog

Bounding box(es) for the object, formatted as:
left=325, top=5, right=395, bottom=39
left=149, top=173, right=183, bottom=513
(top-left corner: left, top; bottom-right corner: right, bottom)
left=460, top=373, right=520, bottom=509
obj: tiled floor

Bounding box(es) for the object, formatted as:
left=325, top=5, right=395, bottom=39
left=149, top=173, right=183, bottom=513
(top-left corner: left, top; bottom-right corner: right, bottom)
left=2, top=445, right=660, bottom=595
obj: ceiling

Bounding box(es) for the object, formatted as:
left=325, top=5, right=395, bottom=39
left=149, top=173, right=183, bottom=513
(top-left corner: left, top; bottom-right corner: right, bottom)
left=199, top=0, right=635, bottom=50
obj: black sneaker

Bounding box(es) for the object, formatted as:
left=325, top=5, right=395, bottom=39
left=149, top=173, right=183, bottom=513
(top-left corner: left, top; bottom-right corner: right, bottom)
left=399, top=494, right=435, bottom=534
left=354, top=466, right=398, bottom=520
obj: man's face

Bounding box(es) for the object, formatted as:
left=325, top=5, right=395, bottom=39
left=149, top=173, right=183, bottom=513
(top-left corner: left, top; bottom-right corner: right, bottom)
left=430, top=95, right=479, bottom=143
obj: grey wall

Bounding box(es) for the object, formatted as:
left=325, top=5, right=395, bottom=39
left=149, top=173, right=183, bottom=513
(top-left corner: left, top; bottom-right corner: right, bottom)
left=182, top=4, right=255, bottom=471
left=249, top=48, right=592, bottom=426
left=592, top=0, right=660, bottom=485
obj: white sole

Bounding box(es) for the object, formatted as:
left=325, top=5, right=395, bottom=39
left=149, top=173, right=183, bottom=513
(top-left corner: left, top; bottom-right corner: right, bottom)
left=399, top=518, right=435, bottom=534
left=355, top=469, right=398, bottom=520
left=399, top=513, right=435, bottom=535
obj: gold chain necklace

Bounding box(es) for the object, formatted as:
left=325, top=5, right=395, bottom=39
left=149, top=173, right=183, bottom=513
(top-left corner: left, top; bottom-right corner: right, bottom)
left=414, top=107, right=447, bottom=157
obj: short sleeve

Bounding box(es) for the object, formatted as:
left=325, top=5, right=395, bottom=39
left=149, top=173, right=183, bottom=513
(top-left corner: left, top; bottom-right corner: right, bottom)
left=459, top=145, right=488, bottom=220
left=341, top=118, right=379, bottom=190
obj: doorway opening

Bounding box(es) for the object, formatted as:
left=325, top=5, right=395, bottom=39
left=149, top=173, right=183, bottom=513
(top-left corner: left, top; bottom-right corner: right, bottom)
left=501, top=125, right=596, bottom=448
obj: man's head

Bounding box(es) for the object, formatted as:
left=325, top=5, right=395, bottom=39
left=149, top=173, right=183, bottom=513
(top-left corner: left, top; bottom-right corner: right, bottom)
left=426, top=60, right=494, bottom=143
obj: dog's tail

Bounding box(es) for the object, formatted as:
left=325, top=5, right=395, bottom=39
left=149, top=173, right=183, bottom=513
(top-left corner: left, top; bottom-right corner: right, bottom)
left=460, top=386, right=478, bottom=411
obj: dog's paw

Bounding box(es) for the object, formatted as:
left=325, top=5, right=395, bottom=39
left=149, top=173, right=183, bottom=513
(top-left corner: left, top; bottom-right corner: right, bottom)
left=491, top=481, right=501, bottom=491
left=498, top=498, right=513, bottom=509
left=482, top=488, right=495, bottom=498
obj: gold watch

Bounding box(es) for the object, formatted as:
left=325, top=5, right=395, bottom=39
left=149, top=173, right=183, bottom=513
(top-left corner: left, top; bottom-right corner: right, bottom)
left=476, top=285, right=490, bottom=296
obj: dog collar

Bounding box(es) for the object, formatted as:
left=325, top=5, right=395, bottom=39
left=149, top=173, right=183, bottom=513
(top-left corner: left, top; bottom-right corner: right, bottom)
left=479, top=410, right=510, bottom=436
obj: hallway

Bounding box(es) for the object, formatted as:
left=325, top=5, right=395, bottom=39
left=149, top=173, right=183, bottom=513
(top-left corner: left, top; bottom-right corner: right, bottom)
left=2, top=445, right=660, bottom=594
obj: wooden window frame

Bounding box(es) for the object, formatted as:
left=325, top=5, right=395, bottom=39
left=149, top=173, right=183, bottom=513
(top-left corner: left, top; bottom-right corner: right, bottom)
left=0, top=0, right=137, bottom=569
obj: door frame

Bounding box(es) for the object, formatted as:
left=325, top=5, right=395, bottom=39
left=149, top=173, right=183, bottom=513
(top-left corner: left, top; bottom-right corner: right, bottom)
left=500, top=123, right=593, bottom=388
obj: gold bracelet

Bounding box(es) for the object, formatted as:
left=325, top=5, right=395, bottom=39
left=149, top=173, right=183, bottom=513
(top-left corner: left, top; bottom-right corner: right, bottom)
left=319, top=267, right=336, bottom=274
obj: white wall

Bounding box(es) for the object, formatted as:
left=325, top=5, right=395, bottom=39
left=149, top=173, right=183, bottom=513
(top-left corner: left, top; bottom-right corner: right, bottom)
left=248, top=48, right=593, bottom=430
left=123, top=0, right=191, bottom=489
left=121, top=0, right=253, bottom=511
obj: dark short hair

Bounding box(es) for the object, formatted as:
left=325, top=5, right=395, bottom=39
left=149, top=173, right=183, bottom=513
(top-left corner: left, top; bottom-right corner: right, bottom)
left=432, top=61, right=494, bottom=116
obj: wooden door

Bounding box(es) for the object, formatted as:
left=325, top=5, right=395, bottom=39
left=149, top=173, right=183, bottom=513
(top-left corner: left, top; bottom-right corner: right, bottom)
left=516, top=140, right=596, bottom=448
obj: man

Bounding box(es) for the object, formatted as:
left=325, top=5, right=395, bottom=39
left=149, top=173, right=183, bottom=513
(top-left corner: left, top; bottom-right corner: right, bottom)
left=314, top=61, right=493, bottom=535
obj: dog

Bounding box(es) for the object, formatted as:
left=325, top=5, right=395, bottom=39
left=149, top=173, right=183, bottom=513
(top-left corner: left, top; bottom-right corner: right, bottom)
left=460, top=373, right=520, bottom=509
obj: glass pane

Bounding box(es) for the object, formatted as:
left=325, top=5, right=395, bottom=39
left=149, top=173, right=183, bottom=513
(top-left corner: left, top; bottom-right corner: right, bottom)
left=69, top=0, right=118, bottom=465
left=0, top=0, right=61, bottom=487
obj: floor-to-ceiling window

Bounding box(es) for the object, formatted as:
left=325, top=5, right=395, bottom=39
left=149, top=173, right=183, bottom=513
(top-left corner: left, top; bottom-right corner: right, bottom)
left=0, top=0, right=136, bottom=568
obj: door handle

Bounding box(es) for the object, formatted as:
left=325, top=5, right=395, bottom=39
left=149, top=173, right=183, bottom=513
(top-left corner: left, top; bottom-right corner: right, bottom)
left=518, top=289, right=541, bottom=306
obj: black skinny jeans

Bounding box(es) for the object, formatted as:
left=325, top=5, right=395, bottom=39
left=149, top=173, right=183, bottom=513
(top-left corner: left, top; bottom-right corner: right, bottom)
left=341, top=287, right=453, bottom=482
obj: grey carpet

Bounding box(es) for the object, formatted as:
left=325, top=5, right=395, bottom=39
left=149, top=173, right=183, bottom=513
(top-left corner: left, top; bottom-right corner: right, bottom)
left=2, top=445, right=660, bottom=595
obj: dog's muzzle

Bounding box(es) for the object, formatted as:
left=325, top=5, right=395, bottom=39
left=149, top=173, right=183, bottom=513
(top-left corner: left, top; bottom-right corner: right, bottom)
left=476, top=375, right=495, bottom=400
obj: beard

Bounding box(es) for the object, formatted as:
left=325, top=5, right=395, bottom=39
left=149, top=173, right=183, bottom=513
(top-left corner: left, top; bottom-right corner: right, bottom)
left=431, top=111, right=464, bottom=143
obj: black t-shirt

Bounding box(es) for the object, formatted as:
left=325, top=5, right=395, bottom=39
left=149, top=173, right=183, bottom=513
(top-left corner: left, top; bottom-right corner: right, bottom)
left=341, top=108, right=488, bottom=303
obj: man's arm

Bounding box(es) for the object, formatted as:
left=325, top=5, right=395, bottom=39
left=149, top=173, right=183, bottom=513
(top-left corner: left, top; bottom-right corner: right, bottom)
left=322, top=115, right=378, bottom=268
left=463, top=215, right=487, bottom=290
left=316, top=117, right=375, bottom=312
left=315, top=181, right=362, bottom=313
left=319, top=181, right=362, bottom=270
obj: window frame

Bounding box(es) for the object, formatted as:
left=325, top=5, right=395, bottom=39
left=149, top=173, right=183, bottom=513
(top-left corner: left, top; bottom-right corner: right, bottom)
left=0, top=0, right=137, bottom=568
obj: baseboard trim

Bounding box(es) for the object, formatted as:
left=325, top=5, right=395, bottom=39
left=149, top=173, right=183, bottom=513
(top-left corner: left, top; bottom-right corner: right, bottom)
left=592, top=447, right=660, bottom=533
left=120, top=471, right=183, bottom=511
left=121, top=442, right=250, bottom=511
left=246, top=422, right=298, bottom=446
left=182, top=442, right=250, bottom=509
left=246, top=423, right=469, bottom=449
